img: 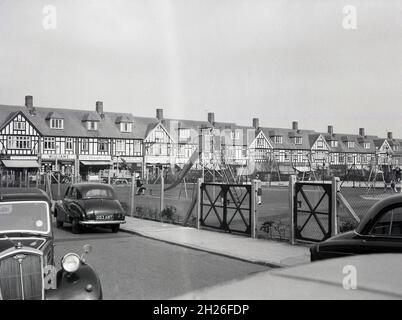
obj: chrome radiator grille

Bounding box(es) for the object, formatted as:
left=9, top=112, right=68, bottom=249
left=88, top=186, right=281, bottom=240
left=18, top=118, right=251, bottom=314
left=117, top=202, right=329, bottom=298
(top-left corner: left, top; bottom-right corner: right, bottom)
left=0, top=252, right=43, bottom=300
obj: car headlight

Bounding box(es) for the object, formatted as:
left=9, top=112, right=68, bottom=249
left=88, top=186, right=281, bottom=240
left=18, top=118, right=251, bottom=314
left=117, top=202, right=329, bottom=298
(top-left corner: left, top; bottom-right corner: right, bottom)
left=61, top=253, right=81, bottom=273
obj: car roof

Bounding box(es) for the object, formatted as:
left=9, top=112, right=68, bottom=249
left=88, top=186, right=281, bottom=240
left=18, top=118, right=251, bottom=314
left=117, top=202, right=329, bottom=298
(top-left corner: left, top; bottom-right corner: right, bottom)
left=174, top=254, right=402, bottom=299
left=0, top=188, right=51, bottom=203
left=71, top=183, right=115, bottom=192
left=356, top=194, right=402, bottom=234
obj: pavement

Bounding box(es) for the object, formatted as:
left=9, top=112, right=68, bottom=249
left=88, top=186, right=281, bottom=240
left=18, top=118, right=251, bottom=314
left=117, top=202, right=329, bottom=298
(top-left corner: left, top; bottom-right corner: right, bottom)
left=120, top=217, right=311, bottom=268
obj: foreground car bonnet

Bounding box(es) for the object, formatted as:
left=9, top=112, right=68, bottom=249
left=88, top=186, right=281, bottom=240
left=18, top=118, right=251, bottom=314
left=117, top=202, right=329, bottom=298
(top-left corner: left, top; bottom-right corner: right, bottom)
left=173, top=254, right=402, bottom=299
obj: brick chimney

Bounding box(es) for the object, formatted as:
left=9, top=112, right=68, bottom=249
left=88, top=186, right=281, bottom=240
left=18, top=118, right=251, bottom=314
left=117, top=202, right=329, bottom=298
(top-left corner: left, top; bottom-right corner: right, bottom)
left=208, top=112, right=215, bottom=125
left=292, top=121, right=298, bottom=131
left=156, top=108, right=164, bottom=121
left=96, top=101, right=104, bottom=114
left=359, top=128, right=365, bottom=137
left=328, top=125, right=334, bottom=135
left=25, top=95, right=33, bottom=108
left=388, top=132, right=393, bottom=140
left=252, top=118, right=259, bottom=129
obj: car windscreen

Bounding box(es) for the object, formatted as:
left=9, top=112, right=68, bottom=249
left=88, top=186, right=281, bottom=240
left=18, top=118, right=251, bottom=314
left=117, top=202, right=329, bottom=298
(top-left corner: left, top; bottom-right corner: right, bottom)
left=82, top=188, right=114, bottom=199
left=0, top=201, right=50, bottom=234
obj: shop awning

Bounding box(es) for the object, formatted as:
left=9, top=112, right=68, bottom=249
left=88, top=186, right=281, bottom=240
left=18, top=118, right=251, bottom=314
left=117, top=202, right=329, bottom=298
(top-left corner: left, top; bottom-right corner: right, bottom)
left=80, top=161, right=112, bottom=166
left=2, top=160, right=40, bottom=168
left=294, top=166, right=316, bottom=173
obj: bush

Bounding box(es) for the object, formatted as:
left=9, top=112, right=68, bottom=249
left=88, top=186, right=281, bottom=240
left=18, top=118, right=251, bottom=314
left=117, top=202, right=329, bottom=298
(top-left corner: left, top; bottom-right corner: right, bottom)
left=161, top=205, right=177, bottom=222
left=339, top=218, right=359, bottom=233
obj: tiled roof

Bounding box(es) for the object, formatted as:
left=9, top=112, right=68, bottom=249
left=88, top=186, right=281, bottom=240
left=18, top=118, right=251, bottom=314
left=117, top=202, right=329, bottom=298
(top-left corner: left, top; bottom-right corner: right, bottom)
left=0, top=104, right=145, bottom=139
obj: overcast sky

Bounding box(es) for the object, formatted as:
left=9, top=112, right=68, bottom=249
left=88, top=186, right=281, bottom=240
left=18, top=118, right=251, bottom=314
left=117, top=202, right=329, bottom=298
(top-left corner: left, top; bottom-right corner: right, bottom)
left=0, top=0, right=401, bottom=137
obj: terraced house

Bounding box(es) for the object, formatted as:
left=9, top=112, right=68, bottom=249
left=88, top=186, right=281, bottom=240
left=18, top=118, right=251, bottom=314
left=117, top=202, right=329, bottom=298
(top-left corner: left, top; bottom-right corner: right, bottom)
left=0, top=95, right=400, bottom=183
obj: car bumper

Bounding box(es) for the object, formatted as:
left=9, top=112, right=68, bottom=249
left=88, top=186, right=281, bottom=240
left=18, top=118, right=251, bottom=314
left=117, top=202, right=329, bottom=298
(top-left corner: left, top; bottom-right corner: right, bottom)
left=79, top=220, right=126, bottom=225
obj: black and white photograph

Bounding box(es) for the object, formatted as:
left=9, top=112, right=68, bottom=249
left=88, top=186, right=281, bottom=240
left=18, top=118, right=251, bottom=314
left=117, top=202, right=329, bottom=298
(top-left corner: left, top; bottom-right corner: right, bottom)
left=0, top=0, right=402, bottom=305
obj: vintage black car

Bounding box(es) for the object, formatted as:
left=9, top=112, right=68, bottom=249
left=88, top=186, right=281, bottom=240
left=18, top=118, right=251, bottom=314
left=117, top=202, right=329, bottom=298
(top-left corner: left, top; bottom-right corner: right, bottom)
left=0, top=188, right=102, bottom=300
left=311, top=194, right=402, bottom=261
left=54, top=183, right=126, bottom=234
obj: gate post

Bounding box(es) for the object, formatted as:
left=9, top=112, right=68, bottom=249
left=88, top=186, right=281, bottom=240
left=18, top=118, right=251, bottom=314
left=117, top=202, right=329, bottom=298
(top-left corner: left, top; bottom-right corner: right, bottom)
left=196, top=177, right=203, bottom=229
left=251, top=179, right=257, bottom=238
left=289, top=175, right=297, bottom=244
left=331, top=176, right=339, bottom=236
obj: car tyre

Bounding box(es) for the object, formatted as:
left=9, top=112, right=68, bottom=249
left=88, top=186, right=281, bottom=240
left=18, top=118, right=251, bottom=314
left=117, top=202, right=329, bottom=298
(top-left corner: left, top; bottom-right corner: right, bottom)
left=71, top=219, right=81, bottom=234
left=111, top=224, right=120, bottom=233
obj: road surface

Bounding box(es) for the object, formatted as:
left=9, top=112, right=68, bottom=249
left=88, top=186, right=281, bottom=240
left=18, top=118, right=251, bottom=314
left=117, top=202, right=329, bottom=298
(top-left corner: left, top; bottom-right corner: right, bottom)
left=53, top=221, right=268, bottom=299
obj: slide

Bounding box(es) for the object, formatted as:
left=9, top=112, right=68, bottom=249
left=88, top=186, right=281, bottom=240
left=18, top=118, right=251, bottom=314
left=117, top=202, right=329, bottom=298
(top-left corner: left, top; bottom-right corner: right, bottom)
left=164, top=148, right=199, bottom=191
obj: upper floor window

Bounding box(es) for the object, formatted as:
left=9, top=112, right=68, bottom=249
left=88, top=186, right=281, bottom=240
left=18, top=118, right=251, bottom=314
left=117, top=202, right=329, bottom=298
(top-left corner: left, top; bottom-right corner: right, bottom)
left=98, top=139, right=108, bottom=152
left=316, top=140, right=324, bottom=148
left=295, top=137, right=303, bottom=145
left=65, top=138, right=73, bottom=151
left=44, top=137, right=55, bottom=150
left=81, top=139, right=89, bottom=152
left=393, top=145, right=399, bottom=151
left=330, top=140, right=338, bottom=148
left=7, top=136, right=30, bottom=149
left=347, top=141, right=355, bottom=148
left=116, top=140, right=125, bottom=152
left=120, top=122, right=132, bottom=133
left=50, top=118, right=64, bottom=130
left=364, top=142, right=371, bottom=149
left=273, top=136, right=283, bottom=144
left=155, top=130, right=164, bottom=142
left=87, top=121, right=98, bottom=131
left=14, top=121, right=26, bottom=131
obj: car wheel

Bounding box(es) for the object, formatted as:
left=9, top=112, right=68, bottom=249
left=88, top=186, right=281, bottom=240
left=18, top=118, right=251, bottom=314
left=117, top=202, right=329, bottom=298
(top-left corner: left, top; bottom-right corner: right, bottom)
left=111, top=224, right=120, bottom=233
left=71, top=219, right=81, bottom=234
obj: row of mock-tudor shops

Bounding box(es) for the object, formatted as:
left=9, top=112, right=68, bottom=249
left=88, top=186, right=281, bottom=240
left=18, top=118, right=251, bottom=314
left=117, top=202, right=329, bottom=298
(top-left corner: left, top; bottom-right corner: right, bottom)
left=0, top=95, right=401, bottom=183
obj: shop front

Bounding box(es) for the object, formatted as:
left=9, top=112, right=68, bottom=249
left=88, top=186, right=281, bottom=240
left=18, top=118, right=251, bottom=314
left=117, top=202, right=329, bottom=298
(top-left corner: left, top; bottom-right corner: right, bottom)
left=40, top=154, right=76, bottom=176
left=0, top=156, right=40, bottom=187
left=144, top=155, right=176, bottom=182
left=79, top=155, right=112, bottom=181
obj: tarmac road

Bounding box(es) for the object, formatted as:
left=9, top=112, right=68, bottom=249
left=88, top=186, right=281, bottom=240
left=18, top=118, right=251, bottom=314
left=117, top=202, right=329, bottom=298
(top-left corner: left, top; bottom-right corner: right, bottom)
left=53, top=220, right=268, bottom=300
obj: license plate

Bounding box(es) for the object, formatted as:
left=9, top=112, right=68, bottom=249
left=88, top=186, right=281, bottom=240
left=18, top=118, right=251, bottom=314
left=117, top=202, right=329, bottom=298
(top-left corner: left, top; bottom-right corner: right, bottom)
left=96, top=214, right=113, bottom=221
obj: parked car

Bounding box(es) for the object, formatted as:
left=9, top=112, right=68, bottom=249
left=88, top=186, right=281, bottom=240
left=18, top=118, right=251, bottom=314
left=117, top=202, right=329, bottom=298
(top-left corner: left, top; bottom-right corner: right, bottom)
left=175, top=253, right=402, bottom=299
left=54, top=183, right=126, bottom=234
left=310, top=194, right=402, bottom=261
left=0, top=188, right=102, bottom=300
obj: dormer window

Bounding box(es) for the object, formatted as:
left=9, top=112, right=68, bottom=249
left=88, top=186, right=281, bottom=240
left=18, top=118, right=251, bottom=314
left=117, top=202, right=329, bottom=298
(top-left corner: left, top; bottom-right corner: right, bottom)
left=87, top=121, right=98, bottom=131
left=330, top=140, right=338, bottom=148
left=120, top=122, right=132, bottom=133
left=180, top=129, right=190, bottom=139
left=393, top=145, right=399, bottom=151
left=294, top=137, right=302, bottom=145
left=364, top=142, right=371, bottom=149
left=273, top=136, right=283, bottom=144
left=231, top=131, right=240, bottom=140
left=50, top=118, right=64, bottom=130
left=348, top=141, right=355, bottom=148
